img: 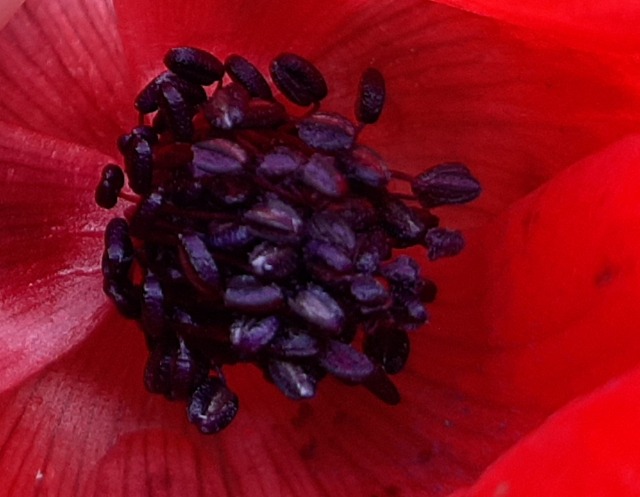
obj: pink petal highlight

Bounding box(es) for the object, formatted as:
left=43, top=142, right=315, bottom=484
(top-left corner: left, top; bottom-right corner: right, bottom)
left=0, top=122, right=115, bottom=392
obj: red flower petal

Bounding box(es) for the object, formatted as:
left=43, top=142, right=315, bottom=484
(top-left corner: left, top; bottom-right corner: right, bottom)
left=0, top=0, right=23, bottom=30
left=0, top=122, right=114, bottom=392
left=424, top=135, right=640, bottom=412
left=450, top=365, right=640, bottom=497
left=0, top=311, right=541, bottom=497
left=436, top=0, right=640, bottom=53
left=114, top=0, right=640, bottom=225
left=5, top=137, right=639, bottom=495
left=0, top=0, right=134, bottom=155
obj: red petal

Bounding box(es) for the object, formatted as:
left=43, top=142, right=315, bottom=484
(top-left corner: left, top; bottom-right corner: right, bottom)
left=451, top=365, right=640, bottom=497
left=0, top=314, right=541, bottom=497
left=115, top=0, right=640, bottom=223
left=0, top=0, right=23, bottom=30
left=424, top=135, right=640, bottom=412
left=436, top=0, right=640, bottom=53
left=0, top=122, right=115, bottom=393
left=0, top=0, right=134, bottom=155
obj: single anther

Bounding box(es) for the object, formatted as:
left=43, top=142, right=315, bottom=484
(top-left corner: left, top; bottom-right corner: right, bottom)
left=160, top=81, right=194, bottom=142
left=364, top=328, right=410, bottom=375
left=340, top=146, right=390, bottom=189
left=319, top=340, right=375, bottom=382
left=270, top=53, right=328, bottom=106
left=230, top=315, right=280, bottom=354
left=95, top=164, right=125, bottom=209
left=288, top=284, right=345, bottom=335
left=144, top=337, right=209, bottom=400
left=187, top=378, right=239, bottom=434
left=297, top=112, right=356, bottom=152
left=207, top=222, right=256, bottom=251
left=248, top=242, right=299, bottom=281
left=141, top=269, right=166, bottom=339
left=225, top=54, right=273, bottom=100
left=190, top=138, right=249, bottom=176
left=268, top=328, right=320, bottom=358
left=123, top=136, right=154, bottom=194
left=243, top=197, right=304, bottom=243
left=379, top=198, right=427, bottom=247
left=355, top=67, right=386, bottom=124
left=178, top=232, right=222, bottom=294
left=256, top=147, right=305, bottom=178
left=300, top=153, right=349, bottom=198
left=412, top=162, right=481, bottom=207
left=266, top=360, right=317, bottom=400
left=204, top=83, right=250, bottom=130
left=164, top=46, right=225, bottom=86
left=224, top=275, right=285, bottom=313
left=423, top=227, right=465, bottom=260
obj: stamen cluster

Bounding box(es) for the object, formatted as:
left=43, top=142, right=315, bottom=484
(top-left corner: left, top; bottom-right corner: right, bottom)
left=96, top=47, right=481, bottom=434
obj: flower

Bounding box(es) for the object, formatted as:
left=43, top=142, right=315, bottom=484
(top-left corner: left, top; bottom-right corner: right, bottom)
left=1, top=0, right=640, bottom=495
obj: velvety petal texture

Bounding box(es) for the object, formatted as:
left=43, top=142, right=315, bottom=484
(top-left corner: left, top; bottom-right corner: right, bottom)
left=437, top=0, right=640, bottom=53
left=450, top=365, right=640, bottom=496
left=115, top=0, right=640, bottom=226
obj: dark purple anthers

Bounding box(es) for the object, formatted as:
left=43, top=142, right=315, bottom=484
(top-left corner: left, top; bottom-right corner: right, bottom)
left=300, top=154, right=348, bottom=198
left=191, top=138, right=248, bottom=176
left=424, top=227, right=465, bottom=261
left=230, top=316, right=280, bottom=354
left=95, top=164, right=125, bottom=209
left=340, top=146, right=390, bottom=189
left=160, top=81, right=194, bottom=142
left=164, top=46, right=225, bottom=86
left=356, top=68, right=386, bottom=124
left=95, top=47, right=480, bottom=434
left=224, top=275, right=285, bottom=313
left=412, top=162, right=482, bottom=207
left=267, top=360, right=317, bottom=400
left=270, top=53, right=328, bottom=106
left=187, top=378, right=239, bottom=434
left=297, top=112, right=356, bottom=152
left=289, top=285, right=345, bottom=335
left=204, top=83, right=250, bottom=130
left=225, top=54, right=273, bottom=100
left=178, top=233, right=222, bottom=294
left=124, top=136, right=154, bottom=195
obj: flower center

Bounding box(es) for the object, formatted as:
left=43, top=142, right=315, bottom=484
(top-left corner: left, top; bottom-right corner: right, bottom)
left=96, top=47, right=481, bottom=434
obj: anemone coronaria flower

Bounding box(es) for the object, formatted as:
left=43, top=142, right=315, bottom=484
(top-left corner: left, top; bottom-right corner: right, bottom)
left=2, top=0, right=640, bottom=495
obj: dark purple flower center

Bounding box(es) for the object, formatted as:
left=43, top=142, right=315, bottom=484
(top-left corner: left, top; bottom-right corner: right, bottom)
left=96, top=47, right=481, bottom=434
